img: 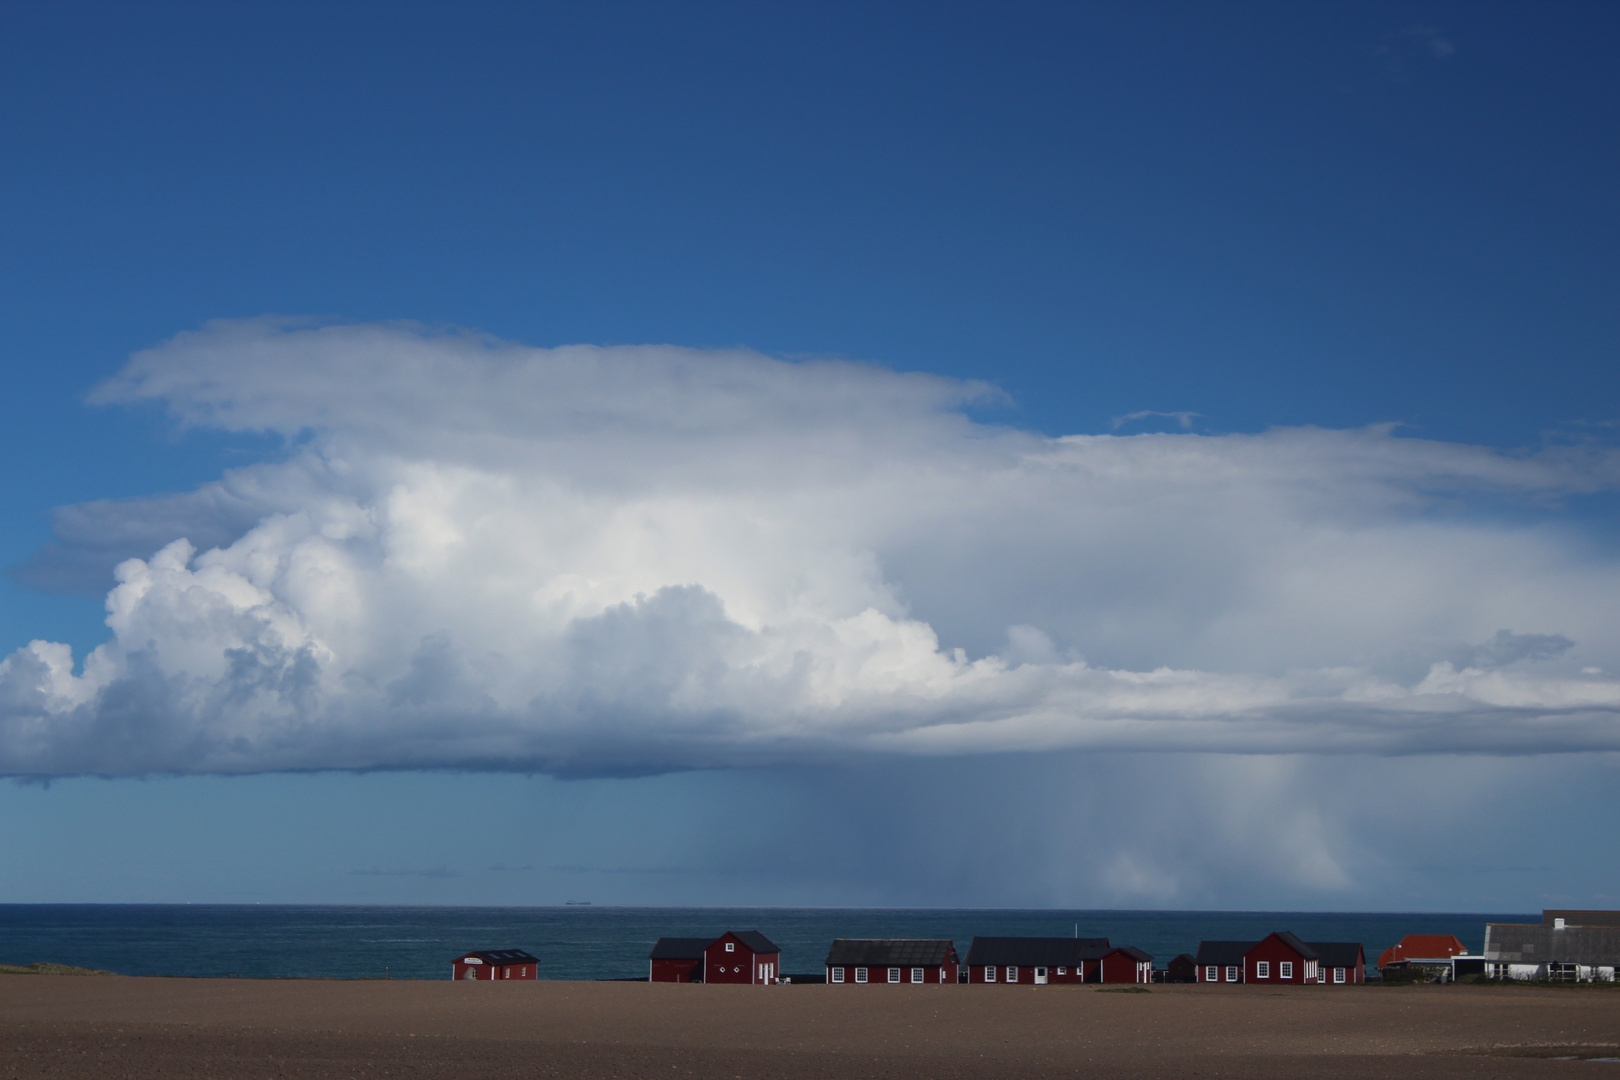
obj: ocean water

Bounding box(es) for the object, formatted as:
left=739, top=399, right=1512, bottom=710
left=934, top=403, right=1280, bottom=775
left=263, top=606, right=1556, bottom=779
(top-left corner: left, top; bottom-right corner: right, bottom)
left=0, top=905, right=1529, bottom=981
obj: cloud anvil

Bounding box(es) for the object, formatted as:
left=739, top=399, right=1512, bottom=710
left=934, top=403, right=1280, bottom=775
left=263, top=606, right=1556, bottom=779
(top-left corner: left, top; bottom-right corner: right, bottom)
left=2, top=320, right=1617, bottom=777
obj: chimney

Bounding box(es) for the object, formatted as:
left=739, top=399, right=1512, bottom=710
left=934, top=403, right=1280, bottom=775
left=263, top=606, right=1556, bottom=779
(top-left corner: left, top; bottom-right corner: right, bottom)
left=1554, top=918, right=1566, bottom=930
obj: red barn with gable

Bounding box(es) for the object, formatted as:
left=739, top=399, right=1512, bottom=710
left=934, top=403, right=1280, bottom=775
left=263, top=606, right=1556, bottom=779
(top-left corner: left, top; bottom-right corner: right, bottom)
left=451, top=949, right=539, bottom=980
left=703, top=930, right=781, bottom=985
left=1244, top=932, right=1320, bottom=985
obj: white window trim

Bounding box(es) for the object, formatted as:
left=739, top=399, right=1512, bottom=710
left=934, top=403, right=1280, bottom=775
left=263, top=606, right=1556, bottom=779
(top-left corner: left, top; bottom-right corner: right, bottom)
left=911, top=967, right=925, bottom=984
left=1056, top=967, right=1066, bottom=976
left=1256, top=961, right=1270, bottom=979
left=855, top=967, right=868, bottom=983
left=831, top=967, right=844, bottom=983
left=725, top=942, right=735, bottom=952
left=887, top=967, right=901, bottom=984
left=1334, top=967, right=1345, bottom=984
left=1006, top=966, right=1018, bottom=983
left=1205, top=966, right=1217, bottom=982
left=1280, top=962, right=1293, bottom=979
left=984, top=966, right=996, bottom=983
left=1225, top=966, right=1239, bottom=982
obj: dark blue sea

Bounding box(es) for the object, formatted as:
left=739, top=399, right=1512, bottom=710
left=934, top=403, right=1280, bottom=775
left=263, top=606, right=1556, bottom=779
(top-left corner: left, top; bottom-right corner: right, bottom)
left=0, top=906, right=1527, bottom=981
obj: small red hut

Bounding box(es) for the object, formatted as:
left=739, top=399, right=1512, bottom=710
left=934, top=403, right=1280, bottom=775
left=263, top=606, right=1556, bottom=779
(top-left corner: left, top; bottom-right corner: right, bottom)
left=452, top=949, right=539, bottom=980
left=703, top=930, right=781, bottom=985
left=1165, top=953, right=1198, bottom=983
left=1098, top=946, right=1154, bottom=984
left=649, top=938, right=711, bottom=982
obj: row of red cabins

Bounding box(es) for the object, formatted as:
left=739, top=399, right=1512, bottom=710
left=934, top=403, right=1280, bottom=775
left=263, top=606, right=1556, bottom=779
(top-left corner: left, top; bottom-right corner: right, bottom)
left=648, top=932, right=1155, bottom=985
left=454, top=930, right=1365, bottom=986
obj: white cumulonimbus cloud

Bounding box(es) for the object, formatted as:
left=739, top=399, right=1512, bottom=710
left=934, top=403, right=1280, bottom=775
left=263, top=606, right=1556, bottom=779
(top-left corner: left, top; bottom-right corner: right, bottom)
left=3, top=318, right=1620, bottom=777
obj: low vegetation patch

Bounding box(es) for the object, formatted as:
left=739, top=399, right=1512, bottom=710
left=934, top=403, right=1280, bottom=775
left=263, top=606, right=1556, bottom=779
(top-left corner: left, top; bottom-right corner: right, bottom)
left=1457, top=975, right=1620, bottom=989
left=1467, top=1045, right=1620, bottom=1060
left=0, top=961, right=115, bottom=976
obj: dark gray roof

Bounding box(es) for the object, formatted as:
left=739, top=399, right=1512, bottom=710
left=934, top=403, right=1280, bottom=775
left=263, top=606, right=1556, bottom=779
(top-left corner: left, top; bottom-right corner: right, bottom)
left=718, top=930, right=780, bottom=955
left=1194, top=941, right=1254, bottom=966
left=1544, top=910, right=1620, bottom=928
left=649, top=937, right=712, bottom=960
left=1107, top=946, right=1153, bottom=962
left=825, top=939, right=957, bottom=967
left=964, top=937, right=1110, bottom=966
left=1306, top=942, right=1364, bottom=969
left=458, top=949, right=539, bottom=965
left=1268, top=932, right=1318, bottom=960
left=1486, top=923, right=1620, bottom=966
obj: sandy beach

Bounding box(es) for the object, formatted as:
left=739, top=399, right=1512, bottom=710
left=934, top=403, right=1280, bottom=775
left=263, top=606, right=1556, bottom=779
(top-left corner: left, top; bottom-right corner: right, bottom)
left=3, top=976, right=1618, bottom=1079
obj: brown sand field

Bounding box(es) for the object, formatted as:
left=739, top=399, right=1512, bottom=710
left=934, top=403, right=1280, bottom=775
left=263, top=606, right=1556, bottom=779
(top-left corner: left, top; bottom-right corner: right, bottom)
left=3, top=976, right=1619, bottom=1079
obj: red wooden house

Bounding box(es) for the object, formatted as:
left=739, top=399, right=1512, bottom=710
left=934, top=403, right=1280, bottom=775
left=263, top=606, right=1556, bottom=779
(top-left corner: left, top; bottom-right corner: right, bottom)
left=964, top=937, right=1110, bottom=984
left=1194, top=941, right=1251, bottom=983
left=1244, top=932, right=1320, bottom=984
left=825, top=939, right=959, bottom=985
left=1195, top=936, right=1365, bottom=985
left=451, top=949, right=539, bottom=980
left=1098, top=946, right=1154, bottom=984
left=703, top=930, right=781, bottom=985
left=649, top=937, right=710, bottom=982
left=1309, top=941, right=1366, bottom=984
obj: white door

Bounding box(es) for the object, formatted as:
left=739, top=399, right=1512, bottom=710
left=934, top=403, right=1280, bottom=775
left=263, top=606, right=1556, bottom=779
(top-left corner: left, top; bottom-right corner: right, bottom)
left=1035, top=967, right=1048, bottom=985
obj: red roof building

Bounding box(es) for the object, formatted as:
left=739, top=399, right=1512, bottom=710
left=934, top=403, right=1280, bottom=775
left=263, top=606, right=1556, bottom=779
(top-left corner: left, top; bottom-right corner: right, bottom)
left=1377, top=934, right=1468, bottom=970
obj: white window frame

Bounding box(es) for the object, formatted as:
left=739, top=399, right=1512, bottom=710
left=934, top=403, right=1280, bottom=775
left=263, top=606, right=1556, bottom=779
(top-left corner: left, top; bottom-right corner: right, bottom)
left=887, top=967, right=901, bottom=984
left=831, top=967, right=844, bottom=983
left=1205, top=966, right=1217, bottom=982
left=1225, top=966, right=1239, bottom=982
left=1280, top=961, right=1293, bottom=979
left=1334, top=967, right=1345, bottom=984
left=911, top=967, right=925, bottom=984
left=1006, top=966, right=1018, bottom=983
left=725, top=942, right=735, bottom=953
left=855, top=967, right=868, bottom=983
left=1256, top=961, right=1270, bottom=979
left=984, top=966, right=995, bottom=983
left=1056, top=967, right=1067, bottom=976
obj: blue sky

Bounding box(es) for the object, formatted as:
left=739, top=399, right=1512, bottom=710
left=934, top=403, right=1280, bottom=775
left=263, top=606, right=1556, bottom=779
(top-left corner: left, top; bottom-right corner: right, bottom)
left=1, top=0, right=1617, bottom=909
